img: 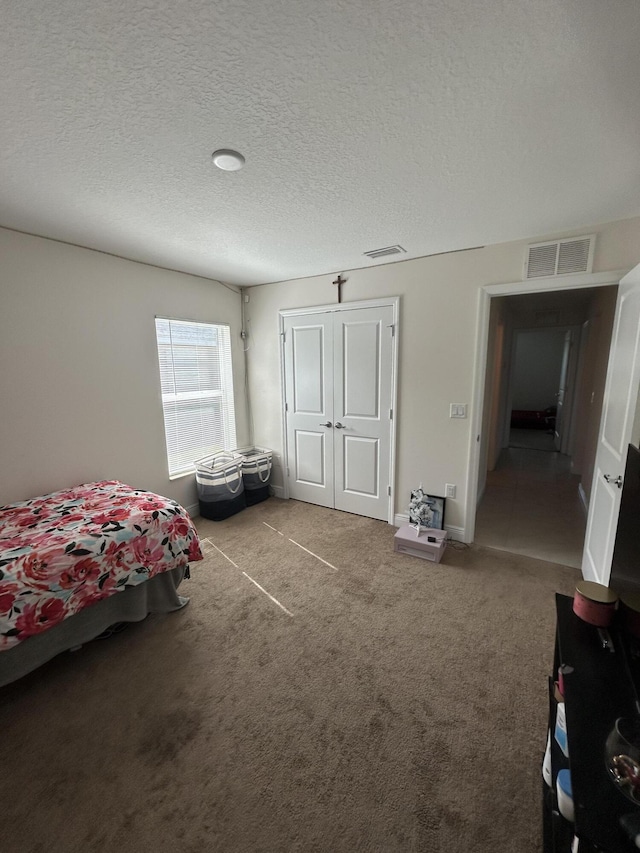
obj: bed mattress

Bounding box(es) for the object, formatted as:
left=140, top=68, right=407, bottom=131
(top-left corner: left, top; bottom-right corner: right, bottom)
left=0, top=480, right=202, bottom=651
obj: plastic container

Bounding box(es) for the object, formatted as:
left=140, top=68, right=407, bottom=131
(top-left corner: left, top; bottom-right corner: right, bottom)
left=555, top=701, right=569, bottom=757
left=542, top=730, right=552, bottom=787
left=557, top=769, right=574, bottom=822
left=605, top=717, right=640, bottom=804
left=235, top=446, right=273, bottom=506
left=194, top=451, right=246, bottom=520
left=620, top=592, right=640, bottom=639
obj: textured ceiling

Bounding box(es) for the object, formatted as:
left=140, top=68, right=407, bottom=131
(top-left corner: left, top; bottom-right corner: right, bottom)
left=2, top=0, right=640, bottom=286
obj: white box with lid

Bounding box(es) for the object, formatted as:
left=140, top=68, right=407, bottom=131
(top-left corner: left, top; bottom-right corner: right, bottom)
left=393, top=525, right=447, bottom=562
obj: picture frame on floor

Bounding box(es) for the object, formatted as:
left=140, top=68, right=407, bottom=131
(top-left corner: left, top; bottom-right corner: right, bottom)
left=409, top=488, right=446, bottom=531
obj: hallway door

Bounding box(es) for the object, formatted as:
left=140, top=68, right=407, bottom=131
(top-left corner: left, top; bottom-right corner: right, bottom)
left=283, top=301, right=398, bottom=522
left=582, top=264, right=640, bottom=584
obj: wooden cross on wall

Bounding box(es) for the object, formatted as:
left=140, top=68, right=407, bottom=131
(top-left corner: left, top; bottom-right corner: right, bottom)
left=333, top=274, right=346, bottom=304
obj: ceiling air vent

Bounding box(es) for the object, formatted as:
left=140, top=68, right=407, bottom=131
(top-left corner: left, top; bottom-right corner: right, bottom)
left=525, top=234, right=595, bottom=279
left=364, top=245, right=406, bottom=260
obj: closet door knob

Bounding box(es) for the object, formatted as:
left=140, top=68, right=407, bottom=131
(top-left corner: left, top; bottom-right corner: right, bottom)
left=334, top=422, right=344, bottom=429
left=320, top=421, right=332, bottom=428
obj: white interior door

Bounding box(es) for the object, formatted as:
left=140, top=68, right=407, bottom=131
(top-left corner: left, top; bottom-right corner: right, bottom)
left=284, top=313, right=335, bottom=509
left=333, top=305, right=394, bottom=521
left=283, top=301, right=397, bottom=522
left=582, top=265, right=640, bottom=584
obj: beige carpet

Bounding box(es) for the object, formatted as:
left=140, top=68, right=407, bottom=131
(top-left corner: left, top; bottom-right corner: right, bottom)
left=0, top=499, right=579, bottom=853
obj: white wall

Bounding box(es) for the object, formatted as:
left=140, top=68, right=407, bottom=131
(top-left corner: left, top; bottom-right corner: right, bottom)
left=0, top=228, right=249, bottom=510
left=510, top=329, right=566, bottom=410
left=245, top=216, right=640, bottom=536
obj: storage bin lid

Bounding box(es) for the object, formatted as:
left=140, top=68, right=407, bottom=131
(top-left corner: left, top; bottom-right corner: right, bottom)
left=620, top=592, right=640, bottom=613
left=575, top=581, right=618, bottom=605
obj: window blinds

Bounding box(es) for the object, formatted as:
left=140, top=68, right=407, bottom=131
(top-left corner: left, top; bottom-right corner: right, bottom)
left=155, top=317, right=237, bottom=477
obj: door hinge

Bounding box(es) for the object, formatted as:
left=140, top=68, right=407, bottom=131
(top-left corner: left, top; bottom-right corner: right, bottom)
left=285, top=402, right=289, bottom=412
left=280, top=330, right=286, bottom=343
left=388, top=324, right=395, bottom=337
left=388, top=485, right=391, bottom=496
left=389, top=408, right=393, bottom=420
left=287, top=467, right=290, bottom=477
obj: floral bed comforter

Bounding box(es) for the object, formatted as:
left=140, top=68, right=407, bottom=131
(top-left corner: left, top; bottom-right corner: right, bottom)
left=0, top=481, right=203, bottom=650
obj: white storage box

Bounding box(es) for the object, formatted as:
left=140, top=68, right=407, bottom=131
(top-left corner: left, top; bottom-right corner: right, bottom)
left=394, top=525, right=447, bottom=563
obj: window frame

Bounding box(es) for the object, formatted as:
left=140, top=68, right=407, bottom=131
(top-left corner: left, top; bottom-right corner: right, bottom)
left=155, top=315, right=237, bottom=479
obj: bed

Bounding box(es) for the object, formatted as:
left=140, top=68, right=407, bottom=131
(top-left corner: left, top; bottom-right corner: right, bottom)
left=510, top=407, right=556, bottom=431
left=0, top=480, right=203, bottom=686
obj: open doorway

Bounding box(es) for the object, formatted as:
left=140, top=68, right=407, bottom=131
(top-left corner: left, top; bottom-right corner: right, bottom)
left=474, top=286, right=618, bottom=568
left=507, top=327, right=576, bottom=453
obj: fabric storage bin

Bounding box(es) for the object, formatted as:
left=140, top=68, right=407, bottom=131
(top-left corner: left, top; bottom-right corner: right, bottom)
left=194, top=451, right=246, bottom=520
left=235, top=446, right=273, bottom=506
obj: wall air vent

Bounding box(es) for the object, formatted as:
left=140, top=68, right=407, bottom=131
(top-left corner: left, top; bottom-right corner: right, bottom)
left=525, top=234, right=595, bottom=279
left=364, top=245, right=406, bottom=260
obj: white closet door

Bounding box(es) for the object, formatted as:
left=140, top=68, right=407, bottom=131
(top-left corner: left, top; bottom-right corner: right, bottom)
left=284, top=313, right=335, bottom=508
left=333, top=305, right=394, bottom=521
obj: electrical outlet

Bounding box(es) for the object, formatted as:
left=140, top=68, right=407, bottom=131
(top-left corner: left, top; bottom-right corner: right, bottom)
left=445, top=483, right=456, bottom=499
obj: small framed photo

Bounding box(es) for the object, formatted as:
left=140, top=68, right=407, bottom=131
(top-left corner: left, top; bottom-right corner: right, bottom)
left=409, top=488, right=446, bottom=530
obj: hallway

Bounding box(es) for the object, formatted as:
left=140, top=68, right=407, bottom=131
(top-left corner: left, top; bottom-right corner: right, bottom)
left=474, top=447, right=586, bottom=568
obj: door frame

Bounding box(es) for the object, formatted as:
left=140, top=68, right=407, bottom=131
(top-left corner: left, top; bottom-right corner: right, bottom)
left=279, top=296, right=400, bottom=524
left=558, top=326, right=582, bottom=456
left=466, top=270, right=626, bottom=544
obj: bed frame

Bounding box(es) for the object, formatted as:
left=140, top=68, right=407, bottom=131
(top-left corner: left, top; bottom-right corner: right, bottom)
left=0, top=566, right=188, bottom=687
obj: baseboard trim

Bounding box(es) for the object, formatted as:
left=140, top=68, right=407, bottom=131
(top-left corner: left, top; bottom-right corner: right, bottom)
left=445, top=525, right=465, bottom=542
left=393, top=513, right=465, bottom=542
left=578, top=483, right=588, bottom=516
left=188, top=489, right=285, bottom=518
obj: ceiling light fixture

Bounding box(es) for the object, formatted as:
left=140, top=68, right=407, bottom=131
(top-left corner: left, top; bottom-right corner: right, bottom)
left=212, top=149, right=245, bottom=171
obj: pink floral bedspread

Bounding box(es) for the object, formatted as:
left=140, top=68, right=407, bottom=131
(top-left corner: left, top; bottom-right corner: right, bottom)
left=0, top=481, right=203, bottom=650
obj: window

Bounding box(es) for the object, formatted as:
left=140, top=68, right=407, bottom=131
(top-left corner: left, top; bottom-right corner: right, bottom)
left=155, top=317, right=237, bottom=477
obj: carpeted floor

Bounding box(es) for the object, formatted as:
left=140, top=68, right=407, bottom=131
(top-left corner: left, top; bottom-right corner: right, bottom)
left=0, top=499, right=579, bottom=852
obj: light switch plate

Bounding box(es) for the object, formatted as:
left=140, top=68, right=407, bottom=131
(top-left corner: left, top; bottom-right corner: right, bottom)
left=450, top=403, right=467, bottom=419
